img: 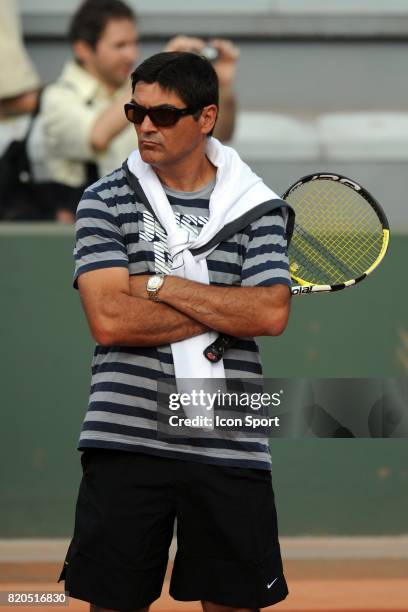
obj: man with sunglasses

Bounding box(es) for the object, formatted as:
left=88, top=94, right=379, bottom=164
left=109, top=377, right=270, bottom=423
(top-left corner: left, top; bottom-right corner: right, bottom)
left=61, top=51, right=292, bottom=612
left=39, top=0, right=239, bottom=222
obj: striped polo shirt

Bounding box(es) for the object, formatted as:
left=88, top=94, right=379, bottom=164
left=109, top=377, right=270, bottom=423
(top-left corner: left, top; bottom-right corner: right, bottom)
left=73, top=165, right=291, bottom=470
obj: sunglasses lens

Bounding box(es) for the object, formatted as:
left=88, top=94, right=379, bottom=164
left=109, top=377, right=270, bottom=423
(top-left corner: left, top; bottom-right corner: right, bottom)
left=150, top=108, right=179, bottom=127
left=125, top=104, right=146, bottom=124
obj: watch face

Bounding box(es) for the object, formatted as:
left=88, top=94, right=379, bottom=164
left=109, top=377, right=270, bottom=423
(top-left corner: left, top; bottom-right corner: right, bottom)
left=148, top=276, right=162, bottom=290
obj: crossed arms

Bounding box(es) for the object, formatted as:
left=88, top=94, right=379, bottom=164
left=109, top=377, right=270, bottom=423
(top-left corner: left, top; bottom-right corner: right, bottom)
left=78, top=268, right=291, bottom=347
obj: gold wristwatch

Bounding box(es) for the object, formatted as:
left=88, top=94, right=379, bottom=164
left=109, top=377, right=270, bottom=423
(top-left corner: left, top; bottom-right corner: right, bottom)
left=146, top=274, right=165, bottom=301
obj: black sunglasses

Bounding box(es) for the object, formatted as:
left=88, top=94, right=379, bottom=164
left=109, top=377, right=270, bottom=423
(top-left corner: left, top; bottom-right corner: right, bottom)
left=124, top=102, right=202, bottom=128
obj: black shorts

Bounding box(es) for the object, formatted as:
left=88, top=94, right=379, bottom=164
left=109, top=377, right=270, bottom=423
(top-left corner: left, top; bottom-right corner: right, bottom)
left=59, top=449, right=288, bottom=610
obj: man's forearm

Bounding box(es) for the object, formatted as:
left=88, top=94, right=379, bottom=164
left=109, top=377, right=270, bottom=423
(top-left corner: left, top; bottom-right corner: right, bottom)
left=158, top=277, right=290, bottom=337
left=90, top=93, right=130, bottom=152
left=91, top=292, right=208, bottom=346
left=213, top=85, right=236, bottom=142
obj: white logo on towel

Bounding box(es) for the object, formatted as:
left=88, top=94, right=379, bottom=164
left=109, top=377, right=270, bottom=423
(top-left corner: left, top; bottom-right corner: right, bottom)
left=267, top=577, right=278, bottom=589
left=140, top=210, right=208, bottom=274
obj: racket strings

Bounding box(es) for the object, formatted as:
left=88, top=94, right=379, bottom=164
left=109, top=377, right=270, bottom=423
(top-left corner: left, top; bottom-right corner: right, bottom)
left=287, top=181, right=384, bottom=285
left=293, top=224, right=354, bottom=279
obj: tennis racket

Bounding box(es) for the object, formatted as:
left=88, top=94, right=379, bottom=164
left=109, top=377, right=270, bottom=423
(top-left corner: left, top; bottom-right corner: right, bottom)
left=204, top=172, right=390, bottom=363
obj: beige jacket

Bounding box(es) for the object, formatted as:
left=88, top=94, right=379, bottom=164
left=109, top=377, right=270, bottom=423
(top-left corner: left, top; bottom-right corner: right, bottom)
left=40, top=61, right=135, bottom=187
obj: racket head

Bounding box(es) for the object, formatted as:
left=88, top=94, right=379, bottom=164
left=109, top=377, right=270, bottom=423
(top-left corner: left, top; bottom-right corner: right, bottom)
left=283, top=173, right=390, bottom=295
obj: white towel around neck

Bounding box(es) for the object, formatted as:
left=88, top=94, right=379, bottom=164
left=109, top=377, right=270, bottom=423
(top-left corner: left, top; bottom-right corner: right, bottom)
left=127, top=137, right=282, bottom=382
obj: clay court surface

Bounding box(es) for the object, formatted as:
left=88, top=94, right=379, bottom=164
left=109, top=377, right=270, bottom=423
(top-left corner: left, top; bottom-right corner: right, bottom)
left=1, top=538, right=407, bottom=611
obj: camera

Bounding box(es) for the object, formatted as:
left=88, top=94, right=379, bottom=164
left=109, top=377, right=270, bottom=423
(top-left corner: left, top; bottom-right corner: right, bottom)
left=190, top=44, right=219, bottom=63
left=201, top=45, right=219, bottom=63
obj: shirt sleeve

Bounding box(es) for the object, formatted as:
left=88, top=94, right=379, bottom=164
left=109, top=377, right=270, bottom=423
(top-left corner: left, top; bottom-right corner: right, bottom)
left=73, top=188, right=129, bottom=289
left=241, top=207, right=291, bottom=287
left=41, top=83, right=97, bottom=161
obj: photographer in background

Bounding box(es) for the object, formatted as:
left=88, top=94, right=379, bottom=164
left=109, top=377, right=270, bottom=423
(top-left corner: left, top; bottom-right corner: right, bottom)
left=40, top=0, right=239, bottom=222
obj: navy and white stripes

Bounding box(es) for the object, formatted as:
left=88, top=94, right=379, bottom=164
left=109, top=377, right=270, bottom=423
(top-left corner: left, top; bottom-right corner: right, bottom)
left=73, top=167, right=291, bottom=470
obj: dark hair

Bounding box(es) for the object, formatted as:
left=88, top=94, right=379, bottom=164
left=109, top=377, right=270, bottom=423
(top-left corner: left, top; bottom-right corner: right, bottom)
left=69, top=0, right=136, bottom=48
left=131, top=52, right=219, bottom=134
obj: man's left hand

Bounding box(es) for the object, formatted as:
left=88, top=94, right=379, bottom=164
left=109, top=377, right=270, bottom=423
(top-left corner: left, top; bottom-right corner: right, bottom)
left=209, top=38, right=240, bottom=87
left=164, top=36, right=240, bottom=87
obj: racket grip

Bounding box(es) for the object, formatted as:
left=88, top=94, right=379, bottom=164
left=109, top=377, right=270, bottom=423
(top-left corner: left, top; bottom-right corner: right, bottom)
left=203, top=334, right=236, bottom=363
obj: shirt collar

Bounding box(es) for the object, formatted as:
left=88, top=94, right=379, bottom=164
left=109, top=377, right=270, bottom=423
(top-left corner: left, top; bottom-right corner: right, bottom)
left=60, top=60, right=111, bottom=104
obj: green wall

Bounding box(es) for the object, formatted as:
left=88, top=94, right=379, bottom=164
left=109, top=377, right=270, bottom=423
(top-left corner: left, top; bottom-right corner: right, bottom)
left=0, top=226, right=407, bottom=536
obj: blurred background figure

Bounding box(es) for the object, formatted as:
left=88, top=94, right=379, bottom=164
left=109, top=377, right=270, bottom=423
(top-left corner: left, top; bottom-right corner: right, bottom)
left=0, top=0, right=43, bottom=220
left=39, top=0, right=239, bottom=222
left=0, top=0, right=40, bottom=128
